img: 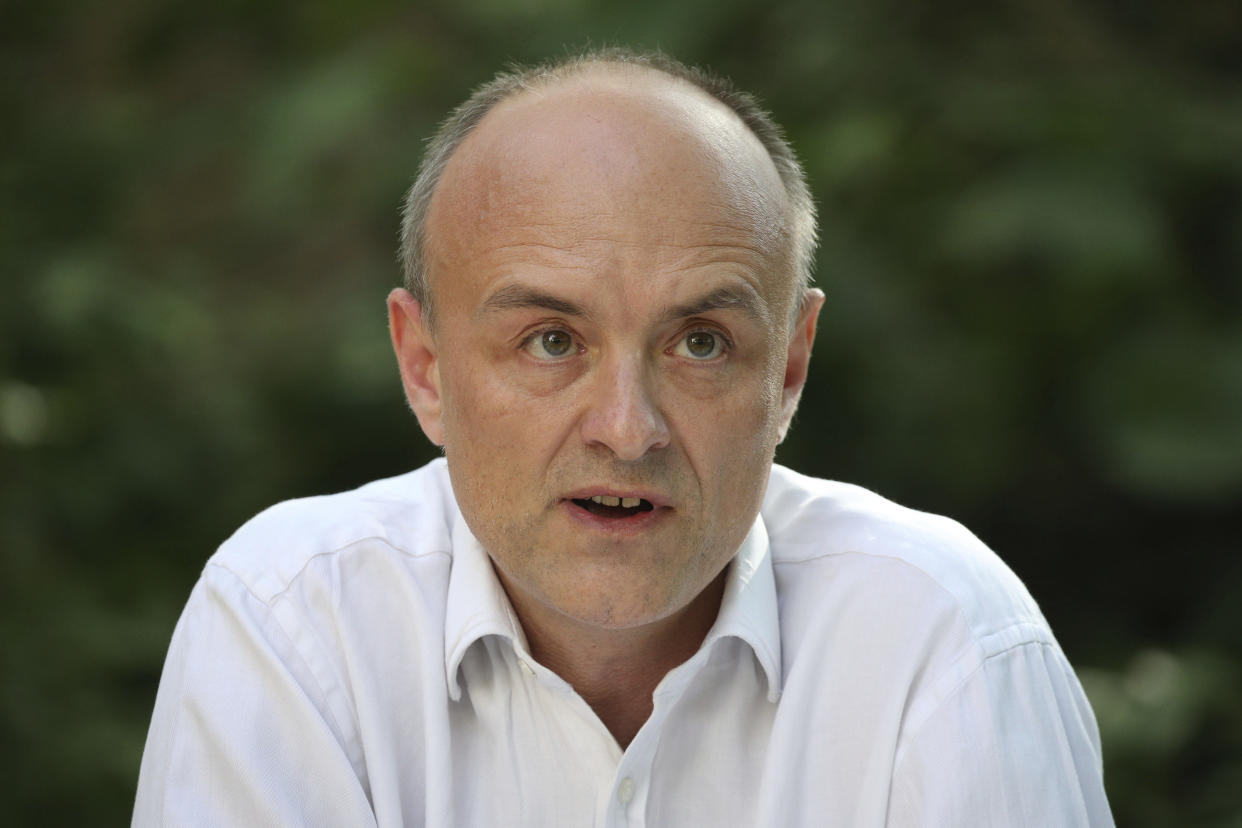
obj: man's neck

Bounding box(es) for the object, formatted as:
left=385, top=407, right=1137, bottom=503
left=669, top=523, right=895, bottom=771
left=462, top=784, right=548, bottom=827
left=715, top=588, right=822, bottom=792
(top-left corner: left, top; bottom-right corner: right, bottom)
left=499, top=568, right=728, bottom=749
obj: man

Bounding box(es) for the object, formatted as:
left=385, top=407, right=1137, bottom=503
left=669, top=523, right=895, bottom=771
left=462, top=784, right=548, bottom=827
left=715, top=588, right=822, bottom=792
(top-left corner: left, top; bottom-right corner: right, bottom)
left=134, top=50, right=1114, bottom=826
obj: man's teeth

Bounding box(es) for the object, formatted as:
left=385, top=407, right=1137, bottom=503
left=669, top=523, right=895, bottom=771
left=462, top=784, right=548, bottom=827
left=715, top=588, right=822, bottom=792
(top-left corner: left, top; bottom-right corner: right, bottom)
left=589, top=495, right=642, bottom=508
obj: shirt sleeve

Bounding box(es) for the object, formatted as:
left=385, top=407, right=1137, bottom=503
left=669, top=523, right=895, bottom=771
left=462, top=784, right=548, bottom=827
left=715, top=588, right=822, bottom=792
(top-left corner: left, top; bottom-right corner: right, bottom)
left=132, top=564, right=378, bottom=827
left=887, top=639, right=1115, bottom=827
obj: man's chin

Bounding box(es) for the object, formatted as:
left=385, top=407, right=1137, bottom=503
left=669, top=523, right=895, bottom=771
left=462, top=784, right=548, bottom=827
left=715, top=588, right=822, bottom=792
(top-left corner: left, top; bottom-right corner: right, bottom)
left=549, top=594, right=682, bottom=633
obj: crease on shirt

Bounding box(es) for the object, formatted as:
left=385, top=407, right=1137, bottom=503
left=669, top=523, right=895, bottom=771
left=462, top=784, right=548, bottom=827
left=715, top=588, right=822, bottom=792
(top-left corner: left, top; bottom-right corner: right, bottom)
left=892, top=635, right=1061, bottom=771
left=204, top=558, right=388, bottom=795
left=774, top=550, right=1060, bottom=777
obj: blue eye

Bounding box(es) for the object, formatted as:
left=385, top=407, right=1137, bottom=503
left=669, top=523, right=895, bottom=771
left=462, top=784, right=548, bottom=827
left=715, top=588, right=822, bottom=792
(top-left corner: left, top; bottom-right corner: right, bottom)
left=523, top=329, right=578, bottom=360
left=673, top=330, right=726, bottom=360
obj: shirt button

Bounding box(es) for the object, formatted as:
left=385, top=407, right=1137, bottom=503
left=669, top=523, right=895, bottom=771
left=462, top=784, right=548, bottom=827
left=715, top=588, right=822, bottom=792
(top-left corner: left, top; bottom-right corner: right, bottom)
left=519, top=660, right=535, bottom=677
left=617, top=777, right=635, bottom=804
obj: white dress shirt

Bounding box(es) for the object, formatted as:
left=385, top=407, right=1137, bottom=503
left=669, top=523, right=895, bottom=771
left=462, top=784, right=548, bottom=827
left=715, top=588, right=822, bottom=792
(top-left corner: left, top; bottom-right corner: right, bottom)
left=133, top=459, right=1113, bottom=826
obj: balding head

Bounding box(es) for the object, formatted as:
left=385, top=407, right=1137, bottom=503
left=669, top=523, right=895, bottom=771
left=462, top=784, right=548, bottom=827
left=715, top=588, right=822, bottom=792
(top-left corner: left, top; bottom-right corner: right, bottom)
left=398, top=50, right=818, bottom=326
left=427, top=66, right=795, bottom=328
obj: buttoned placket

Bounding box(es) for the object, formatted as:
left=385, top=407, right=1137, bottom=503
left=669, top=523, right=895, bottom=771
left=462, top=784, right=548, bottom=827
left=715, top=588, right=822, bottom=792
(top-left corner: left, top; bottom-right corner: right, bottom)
left=599, top=651, right=708, bottom=828
left=508, top=640, right=714, bottom=828
left=504, top=641, right=629, bottom=826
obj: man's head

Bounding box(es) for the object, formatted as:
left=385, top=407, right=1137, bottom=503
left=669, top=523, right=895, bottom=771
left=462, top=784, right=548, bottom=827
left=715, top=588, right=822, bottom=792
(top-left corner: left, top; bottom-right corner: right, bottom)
left=388, top=50, right=824, bottom=639
left=398, top=49, right=818, bottom=327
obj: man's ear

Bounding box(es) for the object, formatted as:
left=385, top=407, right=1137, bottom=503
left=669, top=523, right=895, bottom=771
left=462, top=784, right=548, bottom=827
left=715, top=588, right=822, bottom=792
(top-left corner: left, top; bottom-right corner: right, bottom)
left=778, top=288, right=825, bottom=443
left=387, top=288, right=444, bottom=446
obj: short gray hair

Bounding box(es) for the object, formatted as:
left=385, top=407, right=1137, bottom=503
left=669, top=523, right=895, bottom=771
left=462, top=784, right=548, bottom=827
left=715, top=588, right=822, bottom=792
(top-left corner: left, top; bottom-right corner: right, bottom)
left=398, top=48, right=818, bottom=324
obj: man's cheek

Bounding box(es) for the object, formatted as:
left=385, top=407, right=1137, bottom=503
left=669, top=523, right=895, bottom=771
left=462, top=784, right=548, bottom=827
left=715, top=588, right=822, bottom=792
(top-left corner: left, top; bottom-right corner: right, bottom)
left=443, top=367, right=519, bottom=432
left=715, top=376, right=781, bottom=435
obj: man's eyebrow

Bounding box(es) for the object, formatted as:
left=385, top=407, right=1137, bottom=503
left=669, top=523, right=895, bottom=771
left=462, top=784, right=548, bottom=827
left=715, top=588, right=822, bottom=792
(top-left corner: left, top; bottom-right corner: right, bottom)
left=663, top=284, right=767, bottom=323
left=479, top=284, right=590, bottom=318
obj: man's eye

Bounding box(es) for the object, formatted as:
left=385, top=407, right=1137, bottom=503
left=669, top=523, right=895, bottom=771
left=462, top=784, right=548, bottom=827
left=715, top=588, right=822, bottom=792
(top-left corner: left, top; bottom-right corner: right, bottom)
left=672, top=330, right=726, bottom=360
left=523, top=329, right=578, bottom=360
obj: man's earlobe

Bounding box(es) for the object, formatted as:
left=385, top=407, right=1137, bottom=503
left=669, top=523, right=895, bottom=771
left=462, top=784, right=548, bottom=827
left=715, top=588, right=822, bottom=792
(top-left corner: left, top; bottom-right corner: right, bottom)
left=778, top=288, right=825, bottom=443
left=387, top=288, right=445, bottom=446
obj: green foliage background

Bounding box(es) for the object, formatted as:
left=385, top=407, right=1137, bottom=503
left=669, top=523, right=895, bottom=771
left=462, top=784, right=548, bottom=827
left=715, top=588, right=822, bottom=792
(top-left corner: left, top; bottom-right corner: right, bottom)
left=2, top=1, right=1240, bottom=824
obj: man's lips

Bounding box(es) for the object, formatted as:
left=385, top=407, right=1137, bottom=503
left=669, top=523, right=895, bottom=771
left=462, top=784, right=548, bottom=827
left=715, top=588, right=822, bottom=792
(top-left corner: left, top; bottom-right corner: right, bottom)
left=560, top=488, right=671, bottom=523
left=561, top=488, right=670, bottom=508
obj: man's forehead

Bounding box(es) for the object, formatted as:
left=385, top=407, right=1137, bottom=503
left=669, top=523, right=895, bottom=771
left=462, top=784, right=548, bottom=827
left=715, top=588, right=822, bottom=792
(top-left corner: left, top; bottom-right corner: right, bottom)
left=426, top=65, right=791, bottom=277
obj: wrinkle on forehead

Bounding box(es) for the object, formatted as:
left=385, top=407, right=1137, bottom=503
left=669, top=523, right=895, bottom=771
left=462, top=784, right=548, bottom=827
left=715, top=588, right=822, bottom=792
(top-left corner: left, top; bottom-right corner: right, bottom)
left=487, top=236, right=774, bottom=265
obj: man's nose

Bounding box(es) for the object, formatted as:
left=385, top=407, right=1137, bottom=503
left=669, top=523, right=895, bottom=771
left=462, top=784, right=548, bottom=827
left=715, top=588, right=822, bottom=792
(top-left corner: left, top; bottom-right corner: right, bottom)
left=579, top=355, right=670, bottom=461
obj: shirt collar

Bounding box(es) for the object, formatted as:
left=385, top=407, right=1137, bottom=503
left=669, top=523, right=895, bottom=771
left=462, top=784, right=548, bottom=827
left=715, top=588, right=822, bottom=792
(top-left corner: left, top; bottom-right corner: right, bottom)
left=703, top=515, right=783, bottom=701
left=443, top=511, right=527, bottom=701
left=443, top=511, right=782, bottom=702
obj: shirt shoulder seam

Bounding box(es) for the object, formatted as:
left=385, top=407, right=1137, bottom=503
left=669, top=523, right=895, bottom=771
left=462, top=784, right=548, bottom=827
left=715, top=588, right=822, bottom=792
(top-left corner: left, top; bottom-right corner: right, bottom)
left=893, top=636, right=1060, bottom=771
left=774, top=548, right=1046, bottom=637
left=210, top=535, right=451, bottom=607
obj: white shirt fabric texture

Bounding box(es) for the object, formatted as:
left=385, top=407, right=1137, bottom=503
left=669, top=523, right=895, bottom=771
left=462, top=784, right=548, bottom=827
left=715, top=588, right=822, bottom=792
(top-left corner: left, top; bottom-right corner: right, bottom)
left=133, top=459, right=1114, bottom=827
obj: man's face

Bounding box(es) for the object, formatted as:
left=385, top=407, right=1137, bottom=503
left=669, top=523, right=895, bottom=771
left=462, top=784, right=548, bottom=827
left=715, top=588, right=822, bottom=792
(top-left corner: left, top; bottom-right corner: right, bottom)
left=393, top=71, right=819, bottom=635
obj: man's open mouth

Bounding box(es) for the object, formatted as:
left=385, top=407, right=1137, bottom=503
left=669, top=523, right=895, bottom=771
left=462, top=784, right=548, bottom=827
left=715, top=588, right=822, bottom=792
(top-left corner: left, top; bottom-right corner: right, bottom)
left=571, top=495, right=656, bottom=518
